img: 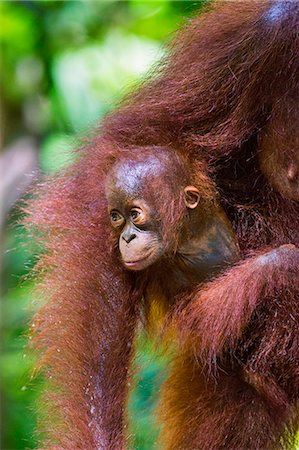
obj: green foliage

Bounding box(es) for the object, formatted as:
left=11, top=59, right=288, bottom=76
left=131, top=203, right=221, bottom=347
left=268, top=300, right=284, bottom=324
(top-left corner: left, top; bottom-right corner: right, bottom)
left=128, top=337, right=169, bottom=449
left=1, top=1, right=208, bottom=449
left=1, top=282, right=40, bottom=449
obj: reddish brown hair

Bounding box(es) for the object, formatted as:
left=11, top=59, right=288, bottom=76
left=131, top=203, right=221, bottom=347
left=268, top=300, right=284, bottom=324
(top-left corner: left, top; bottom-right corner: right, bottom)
left=26, top=1, right=299, bottom=447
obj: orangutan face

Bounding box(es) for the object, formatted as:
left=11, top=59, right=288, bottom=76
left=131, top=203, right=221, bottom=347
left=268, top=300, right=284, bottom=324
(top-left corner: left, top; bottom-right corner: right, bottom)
left=105, top=157, right=200, bottom=271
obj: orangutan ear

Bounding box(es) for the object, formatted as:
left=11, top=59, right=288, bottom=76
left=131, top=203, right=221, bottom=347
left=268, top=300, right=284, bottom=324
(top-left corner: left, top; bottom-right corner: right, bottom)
left=184, top=186, right=200, bottom=209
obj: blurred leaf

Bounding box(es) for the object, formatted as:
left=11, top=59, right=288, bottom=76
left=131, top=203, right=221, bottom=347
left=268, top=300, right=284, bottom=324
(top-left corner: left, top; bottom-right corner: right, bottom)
left=127, top=0, right=179, bottom=40
left=52, top=33, right=161, bottom=131
left=3, top=223, right=35, bottom=290
left=128, top=335, right=169, bottom=449
left=40, top=133, right=77, bottom=172
left=1, top=282, right=40, bottom=450
left=0, top=2, right=39, bottom=101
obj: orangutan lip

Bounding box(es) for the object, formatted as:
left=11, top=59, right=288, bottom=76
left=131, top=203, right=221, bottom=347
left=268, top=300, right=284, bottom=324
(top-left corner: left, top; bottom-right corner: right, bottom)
left=125, top=258, right=148, bottom=266
left=124, top=253, right=152, bottom=266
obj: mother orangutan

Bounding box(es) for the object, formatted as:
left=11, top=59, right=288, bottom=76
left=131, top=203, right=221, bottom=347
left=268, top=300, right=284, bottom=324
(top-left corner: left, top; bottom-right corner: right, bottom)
left=27, top=2, right=299, bottom=449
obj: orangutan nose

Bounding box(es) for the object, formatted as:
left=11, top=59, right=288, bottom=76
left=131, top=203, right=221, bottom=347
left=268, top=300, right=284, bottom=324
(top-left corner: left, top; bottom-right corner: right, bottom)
left=122, top=230, right=136, bottom=244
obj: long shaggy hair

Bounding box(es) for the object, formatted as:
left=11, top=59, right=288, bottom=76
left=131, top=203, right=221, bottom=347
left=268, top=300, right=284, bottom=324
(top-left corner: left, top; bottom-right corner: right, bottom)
left=26, top=1, right=299, bottom=448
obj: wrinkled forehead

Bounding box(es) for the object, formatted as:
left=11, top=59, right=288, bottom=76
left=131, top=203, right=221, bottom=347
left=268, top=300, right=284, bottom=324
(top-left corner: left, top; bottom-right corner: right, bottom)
left=106, top=157, right=166, bottom=198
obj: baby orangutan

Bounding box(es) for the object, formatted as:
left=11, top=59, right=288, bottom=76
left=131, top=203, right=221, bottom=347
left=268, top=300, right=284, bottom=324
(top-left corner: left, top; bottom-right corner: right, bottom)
left=105, top=147, right=239, bottom=284
left=103, top=146, right=240, bottom=445
left=27, top=145, right=239, bottom=450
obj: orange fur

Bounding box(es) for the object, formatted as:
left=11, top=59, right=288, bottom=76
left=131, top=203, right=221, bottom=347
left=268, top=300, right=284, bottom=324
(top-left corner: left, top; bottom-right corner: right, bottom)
left=25, top=1, right=299, bottom=448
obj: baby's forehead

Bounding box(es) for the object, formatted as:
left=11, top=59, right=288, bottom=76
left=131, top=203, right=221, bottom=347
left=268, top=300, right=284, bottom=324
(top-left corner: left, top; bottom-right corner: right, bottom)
left=109, top=157, right=166, bottom=196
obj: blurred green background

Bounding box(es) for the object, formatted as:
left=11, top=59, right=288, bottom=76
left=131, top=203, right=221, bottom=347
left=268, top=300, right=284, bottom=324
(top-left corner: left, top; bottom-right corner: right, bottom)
left=1, top=1, right=208, bottom=449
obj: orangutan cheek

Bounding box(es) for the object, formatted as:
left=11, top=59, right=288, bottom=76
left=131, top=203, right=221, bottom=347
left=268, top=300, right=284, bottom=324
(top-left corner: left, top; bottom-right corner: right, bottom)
left=119, top=234, right=163, bottom=271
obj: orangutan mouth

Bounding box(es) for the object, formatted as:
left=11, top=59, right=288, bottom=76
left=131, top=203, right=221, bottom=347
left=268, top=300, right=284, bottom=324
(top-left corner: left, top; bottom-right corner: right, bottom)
left=124, top=252, right=153, bottom=268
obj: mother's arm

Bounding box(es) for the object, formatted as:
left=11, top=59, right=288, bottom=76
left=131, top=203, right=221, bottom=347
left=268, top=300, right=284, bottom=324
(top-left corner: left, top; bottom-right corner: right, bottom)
left=175, top=244, right=299, bottom=369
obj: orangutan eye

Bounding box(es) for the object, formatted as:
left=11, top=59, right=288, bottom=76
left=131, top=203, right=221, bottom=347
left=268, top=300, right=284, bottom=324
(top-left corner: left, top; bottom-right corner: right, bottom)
left=110, top=211, right=124, bottom=227
left=130, top=209, right=141, bottom=221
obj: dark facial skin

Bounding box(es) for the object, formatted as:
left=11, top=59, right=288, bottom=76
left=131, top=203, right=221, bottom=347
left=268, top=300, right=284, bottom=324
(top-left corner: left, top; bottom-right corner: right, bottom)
left=106, top=158, right=166, bottom=271
left=109, top=196, right=164, bottom=271
left=106, top=157, right=239, bottom=276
